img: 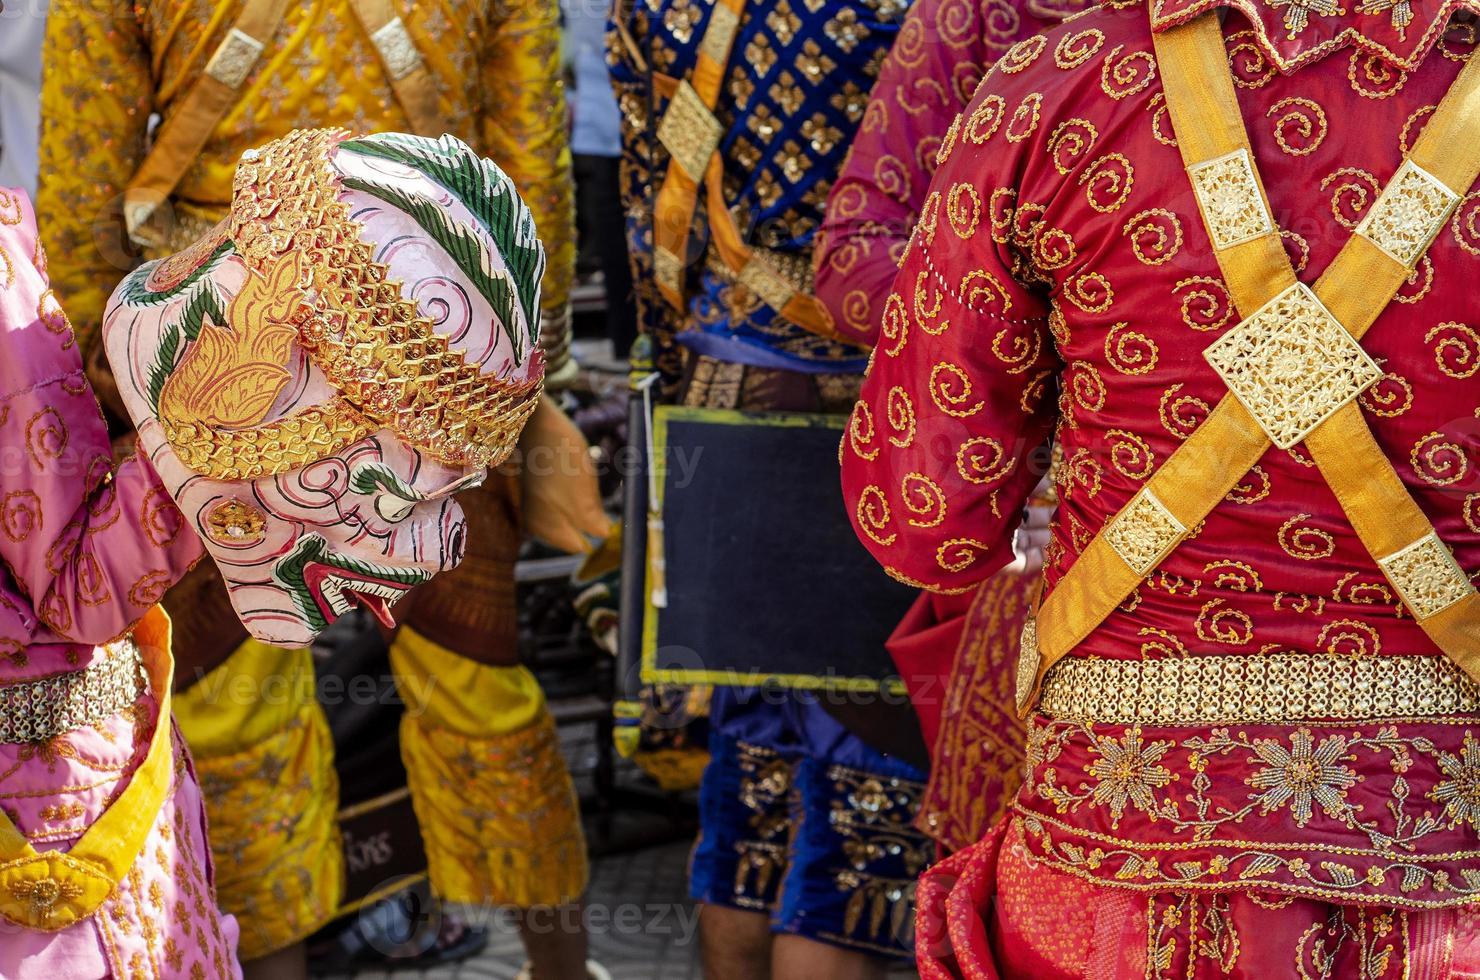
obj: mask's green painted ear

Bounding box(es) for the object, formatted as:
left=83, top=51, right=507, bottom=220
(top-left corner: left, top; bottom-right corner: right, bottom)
left=339, top=133, right=546, bottom=365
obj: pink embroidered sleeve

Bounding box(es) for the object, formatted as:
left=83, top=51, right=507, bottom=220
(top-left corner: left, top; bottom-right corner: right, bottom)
left=0, top=191, right=202, bottom=643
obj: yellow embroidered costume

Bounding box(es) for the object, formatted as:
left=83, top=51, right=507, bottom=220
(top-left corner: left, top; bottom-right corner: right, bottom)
left=38, top=0, right=586, bottom=961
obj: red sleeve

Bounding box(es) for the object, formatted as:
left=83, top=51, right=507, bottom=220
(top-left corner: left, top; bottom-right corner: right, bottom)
left=839, top=70, right=1060, bottom=592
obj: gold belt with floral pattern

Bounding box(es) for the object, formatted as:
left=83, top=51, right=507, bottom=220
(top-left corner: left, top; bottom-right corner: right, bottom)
left=1039, top=653, right=1480, bottom=726
left=0, top=640, right=145, bottom=744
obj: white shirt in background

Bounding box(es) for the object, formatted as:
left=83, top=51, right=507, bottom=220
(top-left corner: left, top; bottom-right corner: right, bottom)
left=0, top=2, right=47, bottom=196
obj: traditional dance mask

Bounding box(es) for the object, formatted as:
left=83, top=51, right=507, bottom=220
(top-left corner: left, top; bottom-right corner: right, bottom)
left=105, top=129, right=546, bottom=645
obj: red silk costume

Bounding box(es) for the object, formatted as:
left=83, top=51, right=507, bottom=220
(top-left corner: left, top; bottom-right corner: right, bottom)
left=816, top=0, right=1088, bottom=850
left=838, top=0, right=1480, bottom=971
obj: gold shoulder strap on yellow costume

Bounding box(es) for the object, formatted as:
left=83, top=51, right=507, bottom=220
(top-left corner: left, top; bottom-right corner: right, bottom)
left=1019, top=14, right=1480, bottom=715
left=123, top=0, right=295, bottom=247
left=649, top=0, right=847, bottom=342
left=0, top=608, right=177, bottom=931
left=345, top=0, right=453, bottom=139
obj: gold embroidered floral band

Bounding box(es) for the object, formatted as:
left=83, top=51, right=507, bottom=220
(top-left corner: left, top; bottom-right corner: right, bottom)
left=1038, top=652, right=1480, bottom=726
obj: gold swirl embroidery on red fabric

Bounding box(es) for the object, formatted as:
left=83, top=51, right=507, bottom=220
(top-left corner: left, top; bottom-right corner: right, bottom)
left=964, top=93, right=1006, bottom=143
left=1226, top=464, right=1271, bottom=504
left=1172, top=276, right=1231, bottom=334
left=1195, top=598, right=1254, bottom=645
left=999, top=34, right=1046, bottom=74
left=1105, top=323, right=1159, bottom=375
left=929, top=362, right=984, bottom=417
left=848, top=400, right=879, bottom=461
left=1359, top=371, right=1415, bottom=416
left=1426, top=322, right=1480, bottom=378
left=1107, top=429, right=1155, bottom=479
left=1226, top=30, right=1276, bottom=88
left=1450, top=191, right=1480, bottom=255
left=902, top=473, right=948, bottom=528
left=936, top=537, right=992, bottom=573
left=1064, top=271, right=1114, bottom=314
left=946, top=181, right=982, bottom=239
left=1055, top=28, right=1105, bottom=69
left=1348, top=50, right=1408, bottom=100
left=1005, top=93, right=1043, bottom=142
left=961, top=269, right=1013, bottom=316
left=1048, top=118, right=1100, bottom=175
left=881, top=291, right=909, bottom=357
left=856, top=486, right=896, bottom=547
left=1079, top=153, right=1135, bottom=213
left=1100, top=45, right=1157, bottom=100
left=1322, top=167, right=1381, bottom=229
left=1123, top=209, right=1183, bottom=266
left=956, top=436, right=1012, bottom=485
left=1267, top=97, right=1328, bottom=156
left=1160, top=384, right=1211, bottom=440
left=1278, top=514, right=1337, bottom=560
left=1410, top=430, right=1469, bottom=486
left=886, top=387, right=916, bottom=448
left=1318, top=619, right=1382, bottom=657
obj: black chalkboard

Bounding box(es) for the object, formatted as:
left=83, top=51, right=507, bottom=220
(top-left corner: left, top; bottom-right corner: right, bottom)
left=641, top=406, right=914, bottom=691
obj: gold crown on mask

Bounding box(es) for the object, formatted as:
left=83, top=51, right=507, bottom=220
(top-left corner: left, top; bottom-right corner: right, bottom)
left=158, top=128, right=543, bottom=481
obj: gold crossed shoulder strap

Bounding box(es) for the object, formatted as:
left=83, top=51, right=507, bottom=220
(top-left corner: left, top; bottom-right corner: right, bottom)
left=648, top=0, right=848, bottom=343
left=125, top=0, right=448, bottom=249
left=1020, top=12, right=1480, bottom=714
left=124, top=0, right=295, bottom=247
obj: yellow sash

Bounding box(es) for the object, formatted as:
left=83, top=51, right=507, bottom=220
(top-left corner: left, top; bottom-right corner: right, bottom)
left=1022, top=13, right=1480, bottom=713
left=0, top=608, right=177, bottom=930
left=345, top=0, right=452, bottom=138
left=123, top=0, right=295, bottom=247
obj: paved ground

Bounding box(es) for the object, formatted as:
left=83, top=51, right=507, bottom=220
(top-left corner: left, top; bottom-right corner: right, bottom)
left=346, top=840, right=705, bottom=980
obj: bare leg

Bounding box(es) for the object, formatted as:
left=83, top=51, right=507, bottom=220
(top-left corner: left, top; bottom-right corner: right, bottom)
left=518, top=903, right=591, bottom=980
left=700, top=904, right=773, bottom=980
left=240, top=941, right=308, bottom=980
left=771, top=934, right=888, bottom=980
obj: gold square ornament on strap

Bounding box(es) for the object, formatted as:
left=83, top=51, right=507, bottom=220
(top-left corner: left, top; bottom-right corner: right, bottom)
left=1019, top=11, right=1480, bottom=715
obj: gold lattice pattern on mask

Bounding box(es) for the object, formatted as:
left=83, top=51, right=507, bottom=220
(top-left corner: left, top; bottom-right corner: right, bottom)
left=1378, top=532, right=1476, bottom=621
left=1204, top=282, right=1383, bottom=449
left=1104, top=487, right=1187, bottom=577
left=1186, top=149, right=1276, bottom=251
left=1355, top=160, right=1461, bottom=268
left=165, top=129, right=541, bottom=479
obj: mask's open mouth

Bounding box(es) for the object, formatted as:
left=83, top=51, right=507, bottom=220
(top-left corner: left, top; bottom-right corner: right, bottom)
left=274, top=536, right=430, bottom=634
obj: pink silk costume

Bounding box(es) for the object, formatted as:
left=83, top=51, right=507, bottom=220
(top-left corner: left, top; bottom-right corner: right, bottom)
left=837, top=0, right=1480, bottom=973
left=815, top=0, right=1089, bottom=850
left=0, top=190, right=237, bottom=979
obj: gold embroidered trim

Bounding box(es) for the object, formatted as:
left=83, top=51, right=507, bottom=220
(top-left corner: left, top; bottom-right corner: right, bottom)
left=1379, top=533, right=1476, bottom=621
left=1204, top=282, right=1383, bottom=449
left=700, top=4, right=742, bottom=66
left=654, top=245, right=684, bottom=292
left=205, top=28, right=265, bottom=89
left=737, top=256, right=798, bottom=312
left=1015, top=617, right=1042, bottom=714
left=1355, top=160, right=1460, bottom=268
left=370, top=18, right=423, bottom=81
left=1039, top=652, right=1480, bottom=725
left=1185, top=149, right=1275, bottom=251
left=1105, top=487, right=1186, bottom=576
left=658, top=81, right=724, bottom=181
